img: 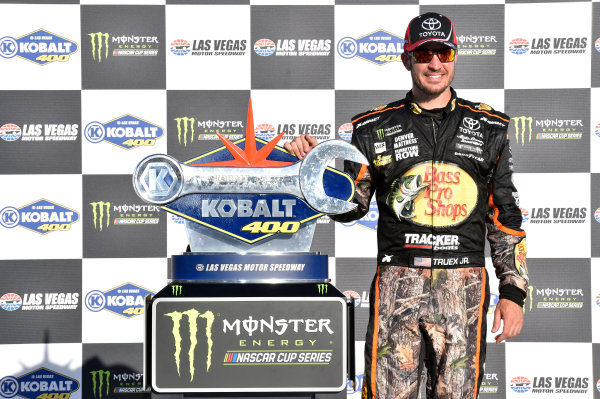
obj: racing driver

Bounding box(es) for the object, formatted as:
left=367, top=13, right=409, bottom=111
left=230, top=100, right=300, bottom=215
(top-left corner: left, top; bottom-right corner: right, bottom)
left=284, top=12, right=529, bottom=399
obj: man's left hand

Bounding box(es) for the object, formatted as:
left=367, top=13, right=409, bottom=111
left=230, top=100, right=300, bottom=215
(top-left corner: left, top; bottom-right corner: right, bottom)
left=491, top=298, right=524, bottom=344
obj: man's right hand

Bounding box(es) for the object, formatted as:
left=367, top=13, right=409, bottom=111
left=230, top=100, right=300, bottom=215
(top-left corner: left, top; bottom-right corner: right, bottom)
left=283, top=134, right=318, bottom=160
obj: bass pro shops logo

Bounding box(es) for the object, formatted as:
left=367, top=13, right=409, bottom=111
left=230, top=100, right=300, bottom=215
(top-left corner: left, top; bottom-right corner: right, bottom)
left=164, top=309, right=216, bottom=381
left=337, top=30, right=404, bottom=65
left=0, top=368, right=79, bottom=399
left=0, top=199, right=79, bottom=234
left=0, top=29, right=78, bottom=65
left=88, top=32, right=159, bottom=62
left=84, top=114, right=164, bottom=150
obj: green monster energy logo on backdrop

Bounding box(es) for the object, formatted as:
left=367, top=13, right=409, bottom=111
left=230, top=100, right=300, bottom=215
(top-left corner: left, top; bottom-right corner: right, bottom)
left=376, top=129, right=384, bottom=140
left=526, top=285, right=534, bottom=312
left=317, top=284, right=328, bottom=295
left=174, top=117, right=196, bottom=147
left=89, top=32, right=110, bottom=62
left=512, top=116, right=533, bottom=146
left=172, top=285, right=182, bottom=296
left=90, top=201, right=111, bottom=231
left=165, top=309, right=215, bottom=381
left=90, top=370, right=110, bottom=398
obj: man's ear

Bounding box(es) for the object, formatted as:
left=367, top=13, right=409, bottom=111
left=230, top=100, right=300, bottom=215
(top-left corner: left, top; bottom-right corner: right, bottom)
left=401, top=52, right=412, bottom=71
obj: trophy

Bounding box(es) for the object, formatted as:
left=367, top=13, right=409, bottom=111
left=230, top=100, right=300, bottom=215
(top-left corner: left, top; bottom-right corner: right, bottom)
left=133, top=100, right=367, bottom=395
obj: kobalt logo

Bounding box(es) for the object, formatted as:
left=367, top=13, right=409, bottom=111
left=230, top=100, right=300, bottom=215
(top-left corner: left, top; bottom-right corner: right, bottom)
left=337, top=30, right=404, bottom=65
left=421, top=18, right=441, bottom=31
left=85, top=283, right=155, bottom=318
left=510, top=376, right=531, bottom=393
left=0, top=124, right=21, bottom=142
left=462, top=117, right=480, bottom=131
left=0, top=293, right=22, bottom=311
left=84, top=114, right=163, bottom=150
left=89, top=32, right=159, bottom=61
left=170, top=39, right=191, bottom=56
left=0, top=29, right=78, bottom=65
left=509, top=38, right=530, bottom=55
left=0, top=199, right=79, bottom=234
left=165, top=309, right=215, bottom=381
left=254, top=38, right=276, bottom=56
left=0, top=368, right=79, bottom=399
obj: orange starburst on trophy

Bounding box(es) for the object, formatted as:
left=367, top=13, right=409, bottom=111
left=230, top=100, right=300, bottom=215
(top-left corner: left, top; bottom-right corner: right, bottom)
left=190, top=99, right=292, bottom=167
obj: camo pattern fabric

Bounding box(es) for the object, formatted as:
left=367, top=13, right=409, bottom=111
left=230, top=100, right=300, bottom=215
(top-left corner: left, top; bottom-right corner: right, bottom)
left=486, top=221, right=529, bottom=293
left=363, top=265, right=489, bottom=399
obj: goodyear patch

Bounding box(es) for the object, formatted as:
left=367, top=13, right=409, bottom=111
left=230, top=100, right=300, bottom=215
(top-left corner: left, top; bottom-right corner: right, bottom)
left=0, top=199, right=79, bottom=234
left=85, top=282, right=155, bottom=318
left=0, top=29, right=78, bottom=66
left=0, top=368, right=79, bottom=399
left=84, top=114, right=164, bottom=150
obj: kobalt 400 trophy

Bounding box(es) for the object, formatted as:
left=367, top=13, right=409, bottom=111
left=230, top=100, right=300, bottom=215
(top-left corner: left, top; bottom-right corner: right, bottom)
left=132, top=100, right=367, bottom=395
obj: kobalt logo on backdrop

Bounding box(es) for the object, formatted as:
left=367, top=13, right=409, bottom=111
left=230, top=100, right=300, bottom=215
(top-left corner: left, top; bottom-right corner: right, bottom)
left=512, top=116, right=583, bottom=145
left=509, top=37, right=587, bottom=55
left=0, top=29, right=78, bottom=65
left=85, top=282, right=154, bottom=318
left=253, top=38, right=330, bottom=57
left=528, top=207, right=586, bottom=224
left=0, top=368, right=79, bottom=399
left=513, top=376, right=589, bottom=394
left=0, top=291, right=79, bottom=311
left=457, top=34, right=497, bottom=56
left=337, top=30, right=404, bottom=65
left=89, top=201, right=160, bottom=231
left=0, top=199, right=79, bottom=234
left=0, top=122, right=78, bottom=142
left=174, top=117, right=244, bottom=146
left=88, top=32, right=159, bottom=62
left=84, top=114, right=163, bottom=150
left=172, top=39, right=247, bottom=56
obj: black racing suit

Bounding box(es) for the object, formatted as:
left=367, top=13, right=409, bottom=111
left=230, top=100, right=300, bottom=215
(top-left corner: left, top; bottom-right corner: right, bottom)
left=334, top=88, right=529, bottom=399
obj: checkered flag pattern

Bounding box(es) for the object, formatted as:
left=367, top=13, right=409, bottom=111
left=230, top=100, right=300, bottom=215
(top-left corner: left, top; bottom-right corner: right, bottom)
left=0, top=1, right=600, bottom=398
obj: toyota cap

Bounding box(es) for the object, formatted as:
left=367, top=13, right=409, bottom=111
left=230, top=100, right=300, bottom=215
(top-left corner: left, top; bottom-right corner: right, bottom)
left=404, top=12, right=458, bottom=52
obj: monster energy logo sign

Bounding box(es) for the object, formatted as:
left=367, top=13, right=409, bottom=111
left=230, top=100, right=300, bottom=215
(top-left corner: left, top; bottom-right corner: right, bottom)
left=317, top=284, right=328, bottom=295
left=172, top=285, right=182, bottom=296
left=90, top=201, right=111, bottom=231
left=512, top=116, right=533, bottom=146
left=89, top=32, right=110, bottom=62
left=174, top=117, right=195, bottom=147
left=376, top=129, right=384, bottom=140
left=90, top=370, right=110, bottom=399
left=165, top=309, right=215, bottom=381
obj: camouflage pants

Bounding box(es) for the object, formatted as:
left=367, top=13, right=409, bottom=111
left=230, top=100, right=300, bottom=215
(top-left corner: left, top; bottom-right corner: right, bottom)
left=362, top=265, right=489, bottom=399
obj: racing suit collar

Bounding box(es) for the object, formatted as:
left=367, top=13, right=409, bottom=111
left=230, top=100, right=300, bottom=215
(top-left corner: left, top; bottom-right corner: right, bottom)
left=406, top=87, right=457, bottom=118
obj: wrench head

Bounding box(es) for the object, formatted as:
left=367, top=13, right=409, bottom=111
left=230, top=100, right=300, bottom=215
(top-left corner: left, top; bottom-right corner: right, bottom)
left=299, top=140, right=368, bottom=214
left=133, top=154, right=184, bottom=205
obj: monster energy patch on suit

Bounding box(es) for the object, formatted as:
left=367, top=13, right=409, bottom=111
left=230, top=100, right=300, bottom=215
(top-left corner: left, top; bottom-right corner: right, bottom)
left=152, top=297, right=346, bottom=392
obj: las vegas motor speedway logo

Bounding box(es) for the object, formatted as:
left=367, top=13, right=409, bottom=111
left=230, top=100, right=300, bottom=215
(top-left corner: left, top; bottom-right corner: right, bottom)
left=0, top=368, right=79, bottom=399
left=88, top=32, right=159, bottom=62
left=509, top=37, right=587, bottom=55
left=0, top=122, right=78, bottom=143
left=171, top=39, right=247, bottom=56
left=0, top=291, right=79, bottom=311
left=0, top=199, right=79, bottom=235
left=0, top=29, right=78, bottom=66
left=337, top=30, right=404, bottom=65
left=253, top=38, right=331, bottom=57
left=85, top=282, right=155, bottom=318
left=84, top=114, right=163, bottom=150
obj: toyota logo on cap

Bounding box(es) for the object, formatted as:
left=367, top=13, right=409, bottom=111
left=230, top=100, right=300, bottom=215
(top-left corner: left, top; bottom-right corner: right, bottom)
left=422, top=18, right=441, bottom=31
left=463, top=117, right=480, bottom=131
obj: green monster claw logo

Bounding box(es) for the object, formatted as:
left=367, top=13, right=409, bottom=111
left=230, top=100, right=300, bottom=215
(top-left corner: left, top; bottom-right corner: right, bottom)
left=89, top=32, right=110, bottom=62
left=90, top=370, right=110, bottom=398
left=317, top=284, right=328, bottom=295
left=90, top=201, right=111, bottom=231
left=526, top=285, right=534, bottom=312
left=172, top=285, right=182, bottom=296
left=164, top=309, right=215, bottom=381
left=512, top=116, right=533, bottom=146
left=174, top=117, right=196, bottom=147
left=376, top=129, right=384, bottom=140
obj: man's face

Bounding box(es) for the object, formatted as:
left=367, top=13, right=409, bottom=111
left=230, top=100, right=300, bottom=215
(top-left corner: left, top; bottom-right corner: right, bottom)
left=402, top=42, right=456, bottom=97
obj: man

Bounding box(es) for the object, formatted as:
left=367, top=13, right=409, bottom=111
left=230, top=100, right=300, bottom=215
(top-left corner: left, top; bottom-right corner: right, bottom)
left=284, top=12, right=529, bottom=399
